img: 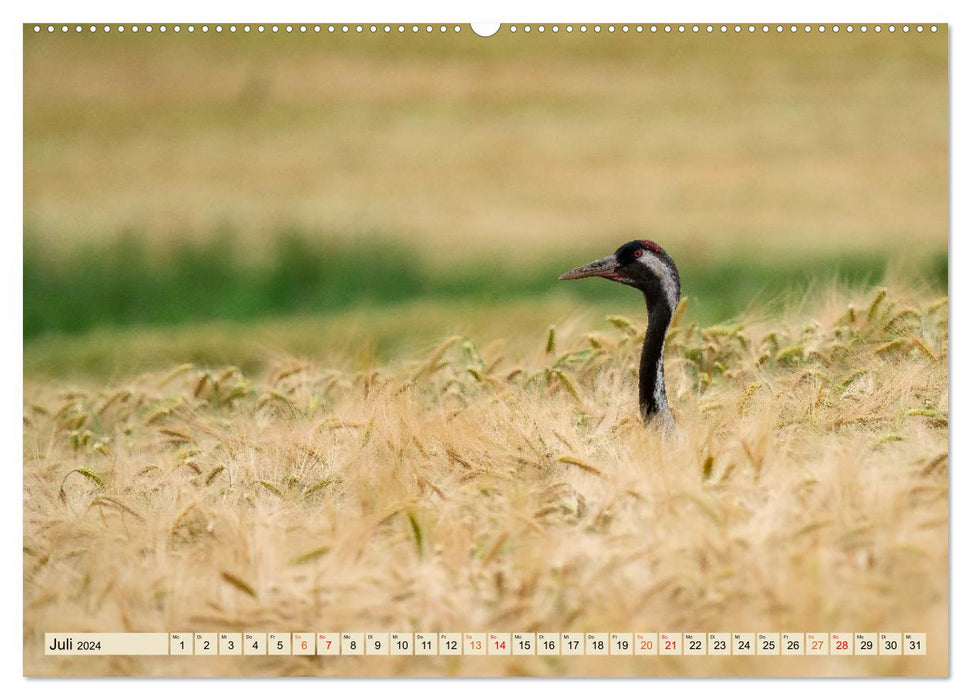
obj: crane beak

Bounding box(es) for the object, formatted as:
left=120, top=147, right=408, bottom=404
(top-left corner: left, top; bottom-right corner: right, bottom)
left=558, top=254, right=621, bottom=281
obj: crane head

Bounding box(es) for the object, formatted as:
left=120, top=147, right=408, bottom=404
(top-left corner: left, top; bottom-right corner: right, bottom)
left=558, top=239, right=681, bottom=312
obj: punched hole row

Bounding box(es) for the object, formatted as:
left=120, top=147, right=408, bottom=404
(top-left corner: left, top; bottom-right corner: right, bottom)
left=31, top=24, right=939, bottom=35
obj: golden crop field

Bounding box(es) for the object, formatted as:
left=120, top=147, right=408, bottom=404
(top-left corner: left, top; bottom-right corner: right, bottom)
left=24, top=284, right=947, bottom=676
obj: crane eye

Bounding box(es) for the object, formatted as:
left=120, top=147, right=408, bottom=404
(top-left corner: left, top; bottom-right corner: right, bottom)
left=634, top=249, right=644, bottom=258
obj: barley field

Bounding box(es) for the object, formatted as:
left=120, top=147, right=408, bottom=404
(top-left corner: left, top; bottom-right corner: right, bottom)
left=23, top=283, right=947, bottom=676
left=23, top=26, right=948, bottom=677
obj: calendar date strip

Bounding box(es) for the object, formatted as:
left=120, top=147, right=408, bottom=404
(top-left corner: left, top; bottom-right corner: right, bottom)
left=45, top=631, right=927, bottom=657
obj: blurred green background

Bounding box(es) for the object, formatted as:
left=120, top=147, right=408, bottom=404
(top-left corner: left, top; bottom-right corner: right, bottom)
left=23, top=26, right=947, bottom=378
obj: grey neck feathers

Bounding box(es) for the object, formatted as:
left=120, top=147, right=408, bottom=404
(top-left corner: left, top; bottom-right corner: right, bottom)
left=639, top=298, right=674, bottom=427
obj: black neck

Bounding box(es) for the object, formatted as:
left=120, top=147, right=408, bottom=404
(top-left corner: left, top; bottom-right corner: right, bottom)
left=639, top=298, right=672, bottom=420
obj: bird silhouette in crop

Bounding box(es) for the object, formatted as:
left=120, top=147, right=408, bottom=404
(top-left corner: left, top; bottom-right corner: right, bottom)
left=559, top=240, right=681, bottom=429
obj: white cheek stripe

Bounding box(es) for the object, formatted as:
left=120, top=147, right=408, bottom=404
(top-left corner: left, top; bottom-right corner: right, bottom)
left=654, top=352, right=668, bottom=411
left=637, top=256, right=679, bottom=310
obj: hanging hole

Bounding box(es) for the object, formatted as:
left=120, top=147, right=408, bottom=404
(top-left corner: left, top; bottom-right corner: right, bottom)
left=470, top=23, right=500, bottom=37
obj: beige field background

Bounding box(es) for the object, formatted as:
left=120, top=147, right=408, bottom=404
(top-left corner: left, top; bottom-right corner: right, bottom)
left=25, top=27, right=946, bottom=263
left=23, top=25, right=947, bottom=676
